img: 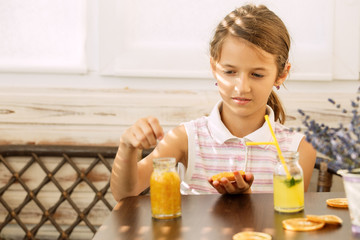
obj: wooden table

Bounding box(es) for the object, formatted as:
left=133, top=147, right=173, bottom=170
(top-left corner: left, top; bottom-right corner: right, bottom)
left=93, top=192, right=359, bottom=240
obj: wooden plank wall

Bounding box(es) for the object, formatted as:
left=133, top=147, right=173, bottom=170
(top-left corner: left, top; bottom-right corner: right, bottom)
left=0, top=87, right=218, bottom=146
left=0, top=86, right=356, bottom=238
left=0, top=87, right=356, bottom=146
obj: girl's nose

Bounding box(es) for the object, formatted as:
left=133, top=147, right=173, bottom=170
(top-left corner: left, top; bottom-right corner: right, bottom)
left=234, top=75, right=250, bottom=92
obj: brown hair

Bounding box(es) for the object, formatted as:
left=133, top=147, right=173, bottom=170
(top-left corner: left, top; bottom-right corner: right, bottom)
left=210, top=4, right=290, bottom=123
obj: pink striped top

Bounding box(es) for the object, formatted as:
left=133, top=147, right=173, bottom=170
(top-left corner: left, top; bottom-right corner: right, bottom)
left=181, top=101, right=304, bottom=194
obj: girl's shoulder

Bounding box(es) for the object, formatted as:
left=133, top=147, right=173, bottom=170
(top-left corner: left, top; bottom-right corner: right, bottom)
left=181, top=115, right=209, bottom=129
left=274, top=122, right=304, bottom=151
left=274, top=122, right=298, bottom=134
left=183, top=115, right=209, bottom=123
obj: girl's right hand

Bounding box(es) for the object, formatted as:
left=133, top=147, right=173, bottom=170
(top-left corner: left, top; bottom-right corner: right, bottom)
left=120, top=116, right=164, bottom=150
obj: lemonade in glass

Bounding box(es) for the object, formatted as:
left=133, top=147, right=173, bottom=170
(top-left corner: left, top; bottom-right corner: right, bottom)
left=273, top=152, right=304, bottom=213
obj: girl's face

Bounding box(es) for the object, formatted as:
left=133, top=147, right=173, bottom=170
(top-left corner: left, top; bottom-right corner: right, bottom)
left=211, top=35, right=287, bottom=120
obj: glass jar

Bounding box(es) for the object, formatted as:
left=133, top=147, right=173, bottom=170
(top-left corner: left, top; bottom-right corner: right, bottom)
left=150, top=157, right=181, bottom=219
left=273, top=151, right=304, bottom=213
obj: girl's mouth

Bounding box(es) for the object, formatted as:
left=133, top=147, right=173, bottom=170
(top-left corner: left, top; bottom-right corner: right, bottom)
left=232, top=97, right=251, bottom=105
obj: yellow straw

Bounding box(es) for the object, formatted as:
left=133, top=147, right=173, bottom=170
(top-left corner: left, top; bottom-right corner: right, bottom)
left=245, top=115, right=291, bottom=179
left=264, top=115, right=291, bottom=179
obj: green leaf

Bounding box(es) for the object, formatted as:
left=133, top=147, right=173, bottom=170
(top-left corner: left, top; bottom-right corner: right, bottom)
left=284, top=177, right=302, bottom=188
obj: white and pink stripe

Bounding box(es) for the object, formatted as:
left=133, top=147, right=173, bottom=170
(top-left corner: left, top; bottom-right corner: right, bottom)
left=181, top=102, right=304, bottom=195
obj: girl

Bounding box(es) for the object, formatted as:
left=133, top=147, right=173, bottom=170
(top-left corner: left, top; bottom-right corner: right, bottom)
left=111, top=4, right=316, bottom=201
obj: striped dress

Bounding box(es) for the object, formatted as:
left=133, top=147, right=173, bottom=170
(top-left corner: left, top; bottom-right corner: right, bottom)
left=181, top=101, right=304, bottom=194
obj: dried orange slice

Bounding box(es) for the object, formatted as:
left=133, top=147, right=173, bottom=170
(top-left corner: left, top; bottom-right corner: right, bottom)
left=282, top=218, right=325, bottom=231
left=326, top=198, right=348, bottom=208
left=233, top=231, right=272, bottom=240
left=211, top=171, right=245, bottom=182
left=306, top=214, right=343, bottom=225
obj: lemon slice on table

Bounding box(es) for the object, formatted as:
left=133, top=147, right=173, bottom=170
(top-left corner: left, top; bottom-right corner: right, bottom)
left=306, top=214, right=343, bottom=225
left=326, top=198, right=348, bottom=208
left=232, top=231, right=272, bottom=240
left=282, top=218, right=325, bottom=231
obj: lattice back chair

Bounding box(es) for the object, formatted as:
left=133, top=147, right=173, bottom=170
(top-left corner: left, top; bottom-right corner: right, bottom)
left=0, top=145, right=119, bottom=240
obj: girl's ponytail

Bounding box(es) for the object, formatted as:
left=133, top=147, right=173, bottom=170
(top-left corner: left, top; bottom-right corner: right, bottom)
left=267, top=91, right=286, bottom=124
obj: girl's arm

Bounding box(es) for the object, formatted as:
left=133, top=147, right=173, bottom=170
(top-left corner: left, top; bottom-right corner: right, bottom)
left=298, top=137, right=317, bottom=192
left=110, top=117, right=187, bottom=202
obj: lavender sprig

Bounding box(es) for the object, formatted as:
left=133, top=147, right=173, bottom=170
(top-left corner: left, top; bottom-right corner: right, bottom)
left=297, top=87, right=360, bottom=171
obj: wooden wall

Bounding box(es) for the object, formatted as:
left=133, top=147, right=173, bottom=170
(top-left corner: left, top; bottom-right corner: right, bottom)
left=0, top=87, right=356, bottom=146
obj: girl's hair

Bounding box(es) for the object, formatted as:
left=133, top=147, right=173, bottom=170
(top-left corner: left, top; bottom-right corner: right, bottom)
left=210, top=4, right=290, bottom=124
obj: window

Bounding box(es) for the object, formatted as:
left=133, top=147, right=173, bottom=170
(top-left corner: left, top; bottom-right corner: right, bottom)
left=99, top=0, right=360, bottom=80
left=1, top=0, right=359, bottom=80
left=0, top=0, right=87, bottom=73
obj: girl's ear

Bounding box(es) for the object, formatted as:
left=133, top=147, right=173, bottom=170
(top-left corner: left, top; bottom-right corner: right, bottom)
left=275, top=62, right=291, bottom=87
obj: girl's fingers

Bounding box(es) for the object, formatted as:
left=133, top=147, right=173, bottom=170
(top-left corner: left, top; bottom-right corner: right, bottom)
left=234, top=171, right=246, bottom=187
left=209, top=173, right=253, bottom=194
left=221, top=178, right=237, bottom=193
left=138, top=123, right=158, bottom=147
left=137, top=117, right=163, bottom=147
left=233, top=172, right=253, bottom=193
left=209, top=178, right=227, bottom=194
left=244, top=172, right=254, bottom=186
left=127, top=117, right=162, bottom=149
left=147, top=117, right=164, bottom=140
left=219, top=173, right=253, bottom=194
left=129, top=126, right=152, bottom=149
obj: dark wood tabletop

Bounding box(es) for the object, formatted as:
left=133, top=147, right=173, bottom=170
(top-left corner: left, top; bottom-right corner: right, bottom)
left=93, top=192, right=359, bottom=240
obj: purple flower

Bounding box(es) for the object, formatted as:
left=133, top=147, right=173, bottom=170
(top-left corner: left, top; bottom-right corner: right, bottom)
left=297, top=92, right=360, bottom=171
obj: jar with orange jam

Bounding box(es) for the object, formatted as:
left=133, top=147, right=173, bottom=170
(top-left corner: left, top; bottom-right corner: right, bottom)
left=150, top=157, right=181, bottom=219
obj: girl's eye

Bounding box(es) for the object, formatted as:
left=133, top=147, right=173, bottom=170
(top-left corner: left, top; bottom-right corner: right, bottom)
left=252, top=73, right=264, bottom=78
left=223, top=70, right=236, bottom=75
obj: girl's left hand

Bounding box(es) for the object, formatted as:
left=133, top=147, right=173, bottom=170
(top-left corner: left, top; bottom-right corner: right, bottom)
left=208, top=171, right=254, bottom=194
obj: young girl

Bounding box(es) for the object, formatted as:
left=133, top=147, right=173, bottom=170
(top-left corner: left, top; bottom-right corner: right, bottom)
left=111, top=4, right=316, bottom=201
